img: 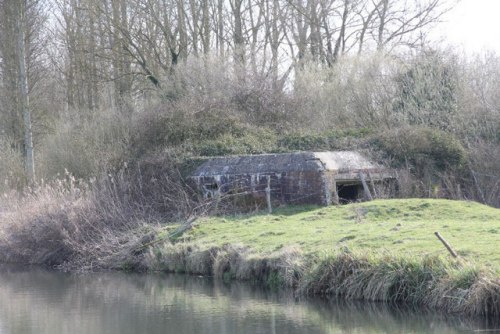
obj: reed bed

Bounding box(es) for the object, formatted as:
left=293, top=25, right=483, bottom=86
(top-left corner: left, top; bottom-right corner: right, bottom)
left=144, top=241, right=499, bottom=317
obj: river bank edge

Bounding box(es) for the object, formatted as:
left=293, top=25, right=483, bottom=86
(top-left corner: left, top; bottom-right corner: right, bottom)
left=1, top=197, right=498, bottom=319
left=1, top=222, right=498, bottom=319
left=136, top=239, right=499, bottom=319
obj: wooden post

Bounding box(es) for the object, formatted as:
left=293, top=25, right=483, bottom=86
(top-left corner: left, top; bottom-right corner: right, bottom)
left=266, top=175, right=272, bottom=214
left=367, top=172, right=378, bottom=198
left=214, top=190, right=221, bottom=212
left=434, top=232, right=458, bottom=258
left=359, top=172, right=373, bottom=201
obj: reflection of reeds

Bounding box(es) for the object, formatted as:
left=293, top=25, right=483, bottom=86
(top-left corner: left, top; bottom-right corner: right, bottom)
left=0, top=265, right=495, bottom=334
left=147, top=243, right=305, bottom=288
left=145, top=243, right=500, bottom=318
left=300, top=252, right=500, bottom=318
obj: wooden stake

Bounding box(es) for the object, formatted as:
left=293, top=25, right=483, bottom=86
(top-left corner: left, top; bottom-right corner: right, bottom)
left=367, top=172, right=378, bottom=198
left=434, top=232, right=458, bottom=258
left=266, top=175, right=272, bottom=214
left=359, top=172, right=373, bottom=201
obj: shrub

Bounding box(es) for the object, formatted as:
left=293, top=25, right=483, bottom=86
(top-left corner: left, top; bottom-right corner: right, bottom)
left=0, top=140, right=26, bottom=192
left=465, top=139, right=500, bottom=207
left=194, top=127, right=279, bottom=156
left=278, top=133, right=332, bottom=151
left=292, top=55, right=398, bottom=131
left=158, top=55, right=293, bottom=133
left=0, top=157, right=199, bottom=270
left=278, top=129, right=372, bottom=152
left=374, top=127, right=467, bottom=174
left=393, top=50, right=460, bottom=130
left=131, top=102, right=249, bottom=158
left=37, top=109, right=131, bottom=180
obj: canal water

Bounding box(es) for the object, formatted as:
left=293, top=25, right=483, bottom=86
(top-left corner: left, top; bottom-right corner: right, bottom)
left=0, top=265, right=497, bottom=334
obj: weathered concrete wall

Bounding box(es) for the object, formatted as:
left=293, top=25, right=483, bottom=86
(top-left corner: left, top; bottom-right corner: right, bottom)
left=281, top=171, right=326, bottom=205
left=191, top=170, right=327, bottom=206
left=189, top=151, right=396, bottom=206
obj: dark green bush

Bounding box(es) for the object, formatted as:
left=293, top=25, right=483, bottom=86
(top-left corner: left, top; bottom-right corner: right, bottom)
left=374, top=127, right=467, bottom=173
left=278, top=129, right=372, bottom=152
left=194, top=128, right=279, bottom=156
left=131, top=107, right=246, bottom=157
left=278, top=133, right=332, bottom=151
left=392, top=50, right=459, bottom=130
left=163, top=112, right=244, bottom=145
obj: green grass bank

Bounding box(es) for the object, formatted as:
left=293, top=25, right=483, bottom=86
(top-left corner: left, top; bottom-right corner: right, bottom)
left=145, top=199, right=500, bottom=317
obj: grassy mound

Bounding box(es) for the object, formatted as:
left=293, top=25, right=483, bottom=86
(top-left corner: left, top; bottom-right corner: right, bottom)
left=145, top=199, right=500, bottom=317
left=187, top=199, right=500, bottom=269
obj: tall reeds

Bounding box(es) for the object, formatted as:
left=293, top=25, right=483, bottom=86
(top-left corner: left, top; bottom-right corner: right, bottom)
left=0, top=161, right=199, bottom=271
left=144, top=243, right=499, bottom=317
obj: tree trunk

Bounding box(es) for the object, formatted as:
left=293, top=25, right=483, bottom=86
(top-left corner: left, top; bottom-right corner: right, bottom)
left=217, top=0, right=224, bottom=57
left=16, top=0, right=35, bottom=183
left=232, top=0, right=245, bottom=67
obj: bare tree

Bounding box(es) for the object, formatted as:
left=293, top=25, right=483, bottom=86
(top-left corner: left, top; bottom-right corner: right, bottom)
left=230, top=0, right=245, bottom=70
left=16, top=0, right=35, bottom=181
left=0, top=0, right=45, bottom=182
left=8, top=0, right=455, bottom=130
left=373, top=0, right=452, bottom=52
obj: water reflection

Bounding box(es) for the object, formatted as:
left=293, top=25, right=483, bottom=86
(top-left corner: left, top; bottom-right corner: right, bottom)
left=0, top=265, right=496, bottom=334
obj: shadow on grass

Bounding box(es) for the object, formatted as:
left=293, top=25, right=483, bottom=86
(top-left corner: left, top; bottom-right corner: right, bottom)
left=220, top=204, right=322, bottom=221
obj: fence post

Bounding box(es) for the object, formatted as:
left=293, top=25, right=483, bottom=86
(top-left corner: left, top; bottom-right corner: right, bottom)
left=266, top=175, right=272, bottom=214
left=434, top=232, right=458, bottom=258
left=359, top=172, right=373, bottom=201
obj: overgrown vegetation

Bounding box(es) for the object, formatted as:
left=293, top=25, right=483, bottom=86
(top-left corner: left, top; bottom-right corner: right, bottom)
left=0, top=161, right=202, bottom=271
left=0, top=0, right=498, bottom=319
left=139, top=199, right=500, bottom=317
left=2, top=51, right=498, bottom=206
left=3, top=192, right=498, bottom=317
left=0, top=50, right=498, bottom=303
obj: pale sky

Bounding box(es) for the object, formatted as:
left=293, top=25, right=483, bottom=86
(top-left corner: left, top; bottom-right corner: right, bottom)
left=435, top=0, right=500, bottom=54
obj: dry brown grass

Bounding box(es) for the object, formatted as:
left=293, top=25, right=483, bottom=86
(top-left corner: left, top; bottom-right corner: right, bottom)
left=298, top=252, right=499, bottom=317
left=141, top=240, right=499, bottom=317
left=146, top=241, right=304, bottom=288
left=0, top=160, right=199, bottom=271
